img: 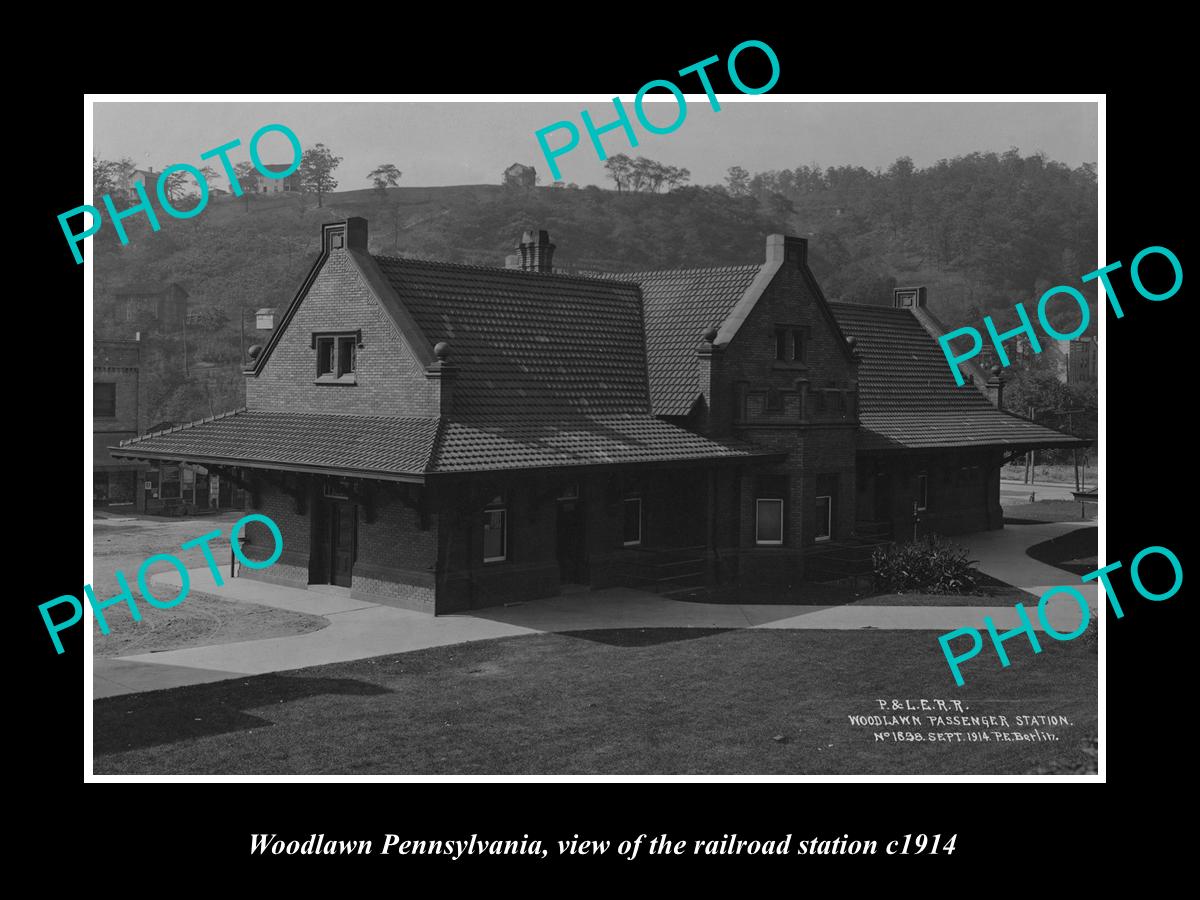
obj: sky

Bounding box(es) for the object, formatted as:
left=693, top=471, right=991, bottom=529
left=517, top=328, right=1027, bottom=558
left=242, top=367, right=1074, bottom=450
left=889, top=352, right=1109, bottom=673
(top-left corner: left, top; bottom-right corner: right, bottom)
left=93, top=99, right=1098, bottom=192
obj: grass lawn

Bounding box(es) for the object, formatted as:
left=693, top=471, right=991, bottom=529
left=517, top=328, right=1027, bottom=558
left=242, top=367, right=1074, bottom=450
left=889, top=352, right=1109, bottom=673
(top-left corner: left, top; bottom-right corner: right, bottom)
left=1000, top=464, right=1096, bottom=486
left=1003, top=499, right=1097, bottom=524
left=94, top=628, right=1097, bottom=775
left=1026, top=527, right=1097, bottom=578
left=92, top=512, right=327, bottom=657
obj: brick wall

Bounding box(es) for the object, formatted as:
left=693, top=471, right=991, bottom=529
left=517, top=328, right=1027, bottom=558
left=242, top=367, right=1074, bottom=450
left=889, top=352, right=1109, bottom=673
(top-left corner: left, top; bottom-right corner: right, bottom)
left=237, top=486, right=311, bottom=588
left=856, top=448, right=1002, bottom=539
left=707, top=245, right=860, bottom=561
left=246, top=248, right=439, bottom=417
left=352, top=488, right=438, bottom=612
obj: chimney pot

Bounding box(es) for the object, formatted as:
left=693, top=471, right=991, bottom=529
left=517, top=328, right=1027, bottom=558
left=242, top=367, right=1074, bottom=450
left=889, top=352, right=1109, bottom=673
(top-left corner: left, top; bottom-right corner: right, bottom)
left=894, top=286, right=927, bottom=308
left=765, top=234, right=807, bottom=265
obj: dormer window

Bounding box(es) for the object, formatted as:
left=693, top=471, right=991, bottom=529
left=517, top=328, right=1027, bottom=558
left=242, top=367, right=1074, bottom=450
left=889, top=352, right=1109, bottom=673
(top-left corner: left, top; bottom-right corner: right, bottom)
left=313, top=330, right=361, bottom=384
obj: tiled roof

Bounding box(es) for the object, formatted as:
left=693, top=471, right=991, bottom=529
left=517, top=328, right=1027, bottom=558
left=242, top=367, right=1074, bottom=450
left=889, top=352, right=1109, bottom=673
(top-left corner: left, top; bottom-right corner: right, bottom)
left=827, top=303, right=1085, bottom=451
left=599, top=265, right=764, bottom=416
left=372, top=256, right=650, bottom=417
left=432, top=414, right=777, bottom=473
left=110, top=410, right=440, bottom=480
left=111, top=410, right=777, bottom=478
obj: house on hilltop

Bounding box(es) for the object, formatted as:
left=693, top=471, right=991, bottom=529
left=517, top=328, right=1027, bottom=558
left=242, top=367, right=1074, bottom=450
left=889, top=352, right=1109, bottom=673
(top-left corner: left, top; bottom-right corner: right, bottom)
left=112, top=218, right=1083, bottom=612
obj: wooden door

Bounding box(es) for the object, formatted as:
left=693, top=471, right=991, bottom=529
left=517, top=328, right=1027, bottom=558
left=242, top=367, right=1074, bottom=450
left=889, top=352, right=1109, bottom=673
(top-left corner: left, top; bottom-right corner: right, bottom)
left=330, top=500, right=356, bottom=587
left=556, top=499, right=586, bottom=583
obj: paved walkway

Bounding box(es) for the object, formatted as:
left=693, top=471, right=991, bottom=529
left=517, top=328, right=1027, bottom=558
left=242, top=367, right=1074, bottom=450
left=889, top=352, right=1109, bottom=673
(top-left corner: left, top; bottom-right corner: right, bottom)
left=960, top=521, right=1098, bottom=601
left=94, top=523, right=1098, bottom=700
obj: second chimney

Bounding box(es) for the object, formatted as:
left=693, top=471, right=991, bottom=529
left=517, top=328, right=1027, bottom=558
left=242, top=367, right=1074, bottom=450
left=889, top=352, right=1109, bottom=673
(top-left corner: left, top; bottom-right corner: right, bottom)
left=517, top=230, right=555, bottom=273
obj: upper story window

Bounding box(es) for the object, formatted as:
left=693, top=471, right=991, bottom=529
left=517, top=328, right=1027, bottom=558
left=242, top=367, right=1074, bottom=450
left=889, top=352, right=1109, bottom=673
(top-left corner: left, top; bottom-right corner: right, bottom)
left=791, top=328, right=808, bottom=362
left=94, top=382, right=116, bottom=417
left=313, top=331, right=360, bottom=384
left=774, top=325, right=809, bottom=364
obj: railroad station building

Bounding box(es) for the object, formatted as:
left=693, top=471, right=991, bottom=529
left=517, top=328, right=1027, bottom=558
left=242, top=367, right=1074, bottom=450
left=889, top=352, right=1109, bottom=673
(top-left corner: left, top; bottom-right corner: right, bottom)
left=112, top=218, right=1083, bottom=612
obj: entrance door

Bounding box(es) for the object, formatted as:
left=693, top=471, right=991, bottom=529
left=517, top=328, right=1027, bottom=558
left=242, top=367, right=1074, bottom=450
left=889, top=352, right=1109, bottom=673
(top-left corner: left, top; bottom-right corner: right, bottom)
left=329, top=500, right=356, bottom=587
left=556, top=499, right=586, bottom=583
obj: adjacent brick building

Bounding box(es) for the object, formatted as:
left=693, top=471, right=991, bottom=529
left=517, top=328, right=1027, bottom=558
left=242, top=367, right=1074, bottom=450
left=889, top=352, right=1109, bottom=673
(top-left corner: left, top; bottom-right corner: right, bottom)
left=113, top=218, right=1082, bottom=611
left=94, top=339, right=146, bottom=511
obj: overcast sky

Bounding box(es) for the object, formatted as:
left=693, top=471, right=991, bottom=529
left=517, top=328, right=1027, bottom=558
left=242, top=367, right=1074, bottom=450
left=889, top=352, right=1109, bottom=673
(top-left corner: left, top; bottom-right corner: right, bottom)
left=93, top=100, right=1098, bottom=191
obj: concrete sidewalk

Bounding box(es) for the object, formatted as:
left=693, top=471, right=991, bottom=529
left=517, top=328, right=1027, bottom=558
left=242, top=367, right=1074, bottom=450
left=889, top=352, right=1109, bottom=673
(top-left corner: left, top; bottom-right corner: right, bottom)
left=93, top=560, right=1098, bottom=700
left=960, top=521, right=1098, bottom=601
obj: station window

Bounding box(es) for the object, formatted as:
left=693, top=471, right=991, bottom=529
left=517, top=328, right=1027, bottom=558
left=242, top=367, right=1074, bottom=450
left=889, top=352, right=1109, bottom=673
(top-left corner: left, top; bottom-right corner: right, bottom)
left=483, top=498, right=507, bottom=563
left=623, top=497, right=642, bottom=546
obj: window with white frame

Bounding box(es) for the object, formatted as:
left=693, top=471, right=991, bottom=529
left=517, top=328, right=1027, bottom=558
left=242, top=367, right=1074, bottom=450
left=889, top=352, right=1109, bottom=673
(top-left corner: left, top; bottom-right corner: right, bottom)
left=482, top=497, right=507, bottom=563
left=756, top=499, right=783, bottom=545
left=815, top=473, right=837, bottom=542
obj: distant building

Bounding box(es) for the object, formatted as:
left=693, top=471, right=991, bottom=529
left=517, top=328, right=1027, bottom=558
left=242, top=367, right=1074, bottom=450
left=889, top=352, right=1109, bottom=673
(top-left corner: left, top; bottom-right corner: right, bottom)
left=1067, top=337, right=1098, bottom=385
left=256, top=307, right=277, bottom=330
left=257, top=164, right=301, bottom=193
left=94, top=340, right=146, bottom=511
left=502, top=162, right=537, bottom=189
left=113, top=282, right=188, bottom=334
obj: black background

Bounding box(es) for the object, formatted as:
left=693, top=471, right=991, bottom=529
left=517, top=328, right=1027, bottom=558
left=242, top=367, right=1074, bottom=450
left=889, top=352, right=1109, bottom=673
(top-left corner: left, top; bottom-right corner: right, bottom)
left=22, top=26, right=1187, bottom=876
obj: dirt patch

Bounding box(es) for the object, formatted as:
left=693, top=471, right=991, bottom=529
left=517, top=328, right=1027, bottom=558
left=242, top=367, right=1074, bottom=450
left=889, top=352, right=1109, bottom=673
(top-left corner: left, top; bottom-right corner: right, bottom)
left=94, top=590, right=328, bottom=657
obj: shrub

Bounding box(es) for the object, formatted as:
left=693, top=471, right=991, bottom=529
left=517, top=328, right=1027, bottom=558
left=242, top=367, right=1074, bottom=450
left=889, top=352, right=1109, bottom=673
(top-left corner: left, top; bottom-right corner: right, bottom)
left=872, top=534, right=981, bottom=594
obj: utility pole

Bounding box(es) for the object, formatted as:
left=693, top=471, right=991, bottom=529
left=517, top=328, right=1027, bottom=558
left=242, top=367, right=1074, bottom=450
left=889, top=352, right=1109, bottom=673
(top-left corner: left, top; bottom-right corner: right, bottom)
left=1024, top=405, right=1036, bottom=484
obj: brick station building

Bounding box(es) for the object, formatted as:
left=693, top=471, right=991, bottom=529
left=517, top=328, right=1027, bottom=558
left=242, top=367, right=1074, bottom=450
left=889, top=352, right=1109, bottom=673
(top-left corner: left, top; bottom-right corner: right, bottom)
left=112, top=218, right=1082, bottom=612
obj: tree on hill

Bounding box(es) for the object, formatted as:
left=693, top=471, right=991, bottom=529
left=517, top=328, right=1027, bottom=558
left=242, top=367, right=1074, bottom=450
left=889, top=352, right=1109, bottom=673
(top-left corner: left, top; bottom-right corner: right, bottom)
left=725, top=165, right=751, bottom=196
left=233, top=161, right=259, bottom=210
left=503, top=163, right=538, bottom=188
left=299, top=144, right=343, bottom=208
left=604, top=155, right=690, bottom=193
left=603, top=154, right=634, bottom=192
left=368, top=163, right=403, bottom=196
left=93, top=156, right=134, bottom=202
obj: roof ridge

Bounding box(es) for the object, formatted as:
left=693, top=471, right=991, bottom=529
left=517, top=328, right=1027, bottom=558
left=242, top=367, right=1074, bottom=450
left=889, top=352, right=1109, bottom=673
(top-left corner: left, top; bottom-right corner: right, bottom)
left=123, top=407, right=247, bottom=446
left=370, top=253, right=646, bottom=288
left=605, top=263, right=764, bottom=279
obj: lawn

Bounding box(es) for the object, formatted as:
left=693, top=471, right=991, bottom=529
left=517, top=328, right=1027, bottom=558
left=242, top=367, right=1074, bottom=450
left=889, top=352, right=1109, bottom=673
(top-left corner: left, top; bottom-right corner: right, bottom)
left=1000, top=463, right=1096, bottom=486
left=93, top=628, right=1097, bottom=775
left=91, top=512, right=327, bottom=657
left=1003, top=499, right=1097, bottom=524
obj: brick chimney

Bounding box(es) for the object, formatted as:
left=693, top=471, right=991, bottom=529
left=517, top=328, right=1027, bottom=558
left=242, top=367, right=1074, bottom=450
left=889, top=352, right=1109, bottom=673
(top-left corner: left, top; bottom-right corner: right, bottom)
left=517, top=230, right=555, bottom=273
left=322, top=217, right=368, bottom=253
left=986, top=365, right=1004, bottom=408
left=893, top=286, right=927, bottom=308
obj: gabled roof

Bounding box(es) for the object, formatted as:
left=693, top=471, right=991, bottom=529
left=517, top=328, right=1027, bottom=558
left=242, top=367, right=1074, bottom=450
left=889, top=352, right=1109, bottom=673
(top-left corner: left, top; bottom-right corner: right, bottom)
left=372, top=256, right=651, bottom=417
left=111, top=409, right=778, bottom=478
left=827, top=302, right=1085, bottom=452
left=598, top=264, right=763, bottom=416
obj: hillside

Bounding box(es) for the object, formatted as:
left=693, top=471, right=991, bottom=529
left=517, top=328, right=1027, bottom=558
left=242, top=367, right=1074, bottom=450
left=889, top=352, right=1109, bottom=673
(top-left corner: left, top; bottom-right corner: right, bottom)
left=91, top=152, right=1097, bottom=428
